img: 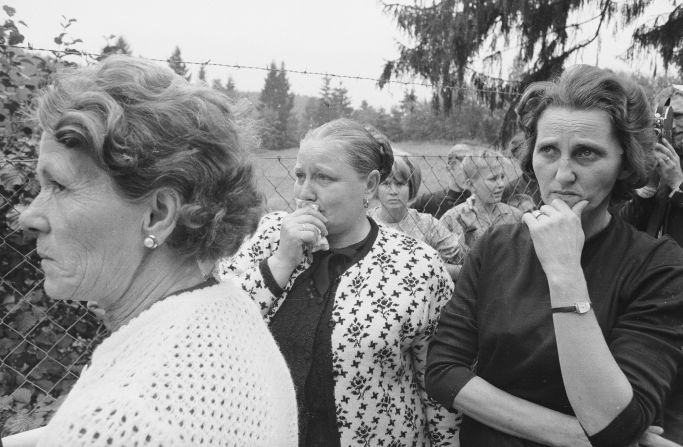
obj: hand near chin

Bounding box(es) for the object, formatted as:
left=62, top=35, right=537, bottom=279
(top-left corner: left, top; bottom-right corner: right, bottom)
left=522, top=199, right=588, bottom=277
left=457, top=197, right=478, bottom=231
left=273, top=208, right=328, bottom=270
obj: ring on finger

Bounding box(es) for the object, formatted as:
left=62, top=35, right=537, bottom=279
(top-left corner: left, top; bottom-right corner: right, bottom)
left=300, top=223, right=308, bottom=232
left=532, top=210, right=544, bottom=219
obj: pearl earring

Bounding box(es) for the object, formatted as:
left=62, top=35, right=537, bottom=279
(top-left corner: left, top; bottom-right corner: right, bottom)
left=143, top=235, right=159, bottom=249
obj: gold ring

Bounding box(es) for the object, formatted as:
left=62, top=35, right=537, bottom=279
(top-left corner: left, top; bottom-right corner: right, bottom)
left=532, top=210, right=543, bottom=219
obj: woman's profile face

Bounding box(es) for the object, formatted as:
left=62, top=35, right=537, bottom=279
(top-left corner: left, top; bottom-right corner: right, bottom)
left=294, top=139, right=373, bottom=236
left=532, top=107, right=625, bottom=220
left=19, top=135, right=148, bottom=304
left=377, top=175, right=410, bottom=214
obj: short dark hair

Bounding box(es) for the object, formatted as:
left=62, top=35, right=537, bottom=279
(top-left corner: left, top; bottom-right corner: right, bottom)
left=36, top=55, right=262, bottom=260
left=386, top=156, right=422, bottom=201
left=515, top=65, right=654, bottom=201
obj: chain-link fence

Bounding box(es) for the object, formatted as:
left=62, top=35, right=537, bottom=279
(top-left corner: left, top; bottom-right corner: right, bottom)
left=0, top=153, right=537, bottom=437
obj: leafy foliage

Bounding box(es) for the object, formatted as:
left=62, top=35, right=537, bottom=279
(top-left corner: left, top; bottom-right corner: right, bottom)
left=379, top=0, right=683, bottom=143
left=630, top=4, right=683, bottom=75
left=98, top=35, right=132, bottom=60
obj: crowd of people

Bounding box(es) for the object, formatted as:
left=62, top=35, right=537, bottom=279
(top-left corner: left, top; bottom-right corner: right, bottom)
left=3, top=55, right=683, bottom=447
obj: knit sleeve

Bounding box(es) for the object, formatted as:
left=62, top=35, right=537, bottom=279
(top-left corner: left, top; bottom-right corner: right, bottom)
left=426, top=233, right=483, bottom=409
left=409, top=251, right=461, bottom=445
left=588, top=240, right=683, bottom=446
left=215, top=212, right=286, bottom=317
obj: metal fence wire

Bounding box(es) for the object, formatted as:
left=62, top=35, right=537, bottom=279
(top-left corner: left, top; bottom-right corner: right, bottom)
left=0, top=154, right=538, bottom=436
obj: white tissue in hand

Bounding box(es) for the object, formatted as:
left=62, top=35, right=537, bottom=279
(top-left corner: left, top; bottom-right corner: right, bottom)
left=295, top=199, right=329, bottom=252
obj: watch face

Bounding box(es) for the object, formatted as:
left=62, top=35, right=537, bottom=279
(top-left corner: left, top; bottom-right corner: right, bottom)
left=576, top=302, right=591, bottom=314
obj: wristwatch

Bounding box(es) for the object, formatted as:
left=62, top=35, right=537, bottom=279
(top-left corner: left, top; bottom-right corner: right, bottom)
left=670, top=182, right=683, bottom=208
left=551, top=302, right=592, bottom=314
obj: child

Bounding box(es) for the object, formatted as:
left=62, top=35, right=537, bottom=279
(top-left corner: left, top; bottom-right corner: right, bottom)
left=440, top=152, right=522, bottom=254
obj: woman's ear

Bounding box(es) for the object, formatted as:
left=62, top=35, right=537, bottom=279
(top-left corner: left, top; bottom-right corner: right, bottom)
left=365, top=170, right=381, bottom=197
left=142, top=188, right=181, bottom=246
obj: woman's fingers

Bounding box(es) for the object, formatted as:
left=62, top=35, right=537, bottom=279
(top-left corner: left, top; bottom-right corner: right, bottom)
left=655, top=141, right=680, bottom=164
left=288, top=209, right=328, bottom=236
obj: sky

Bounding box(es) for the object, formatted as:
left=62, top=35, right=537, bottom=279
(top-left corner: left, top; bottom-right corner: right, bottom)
left=13, top=0, right=677, bottom=109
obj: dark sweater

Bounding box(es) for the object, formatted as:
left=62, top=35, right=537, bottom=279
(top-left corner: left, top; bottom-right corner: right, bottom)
left=412, top=188, right=471, bottom=219
left=426, top=217, right=683, bottom=447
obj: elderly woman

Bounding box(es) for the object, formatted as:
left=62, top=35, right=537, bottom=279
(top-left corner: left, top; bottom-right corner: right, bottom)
left=217, top=118, right=459, bottom=446
left=426, top=65, right=683, bottom=447
left=4, top=56, right=297, bottom=447
left=369, top=155, right=464, bottom=277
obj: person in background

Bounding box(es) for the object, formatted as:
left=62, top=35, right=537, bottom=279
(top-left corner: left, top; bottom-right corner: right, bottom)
left=426, top=65, right=683, bottom=447
left=217, top=118, right=459, bottom=446
left=439, top=152, right=522, bottom=256
left=502, top=132, right=543, bottom=207
left=369, top=155, right=465, bottom=278
left=615, top=84, right=683, bottom=445
left=3, top=56, right=297, bottom=447
left=411, top=141, right=483, bottom=219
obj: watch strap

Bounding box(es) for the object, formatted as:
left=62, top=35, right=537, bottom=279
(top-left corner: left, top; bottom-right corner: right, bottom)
left=551, top=302, right=592, bottom=314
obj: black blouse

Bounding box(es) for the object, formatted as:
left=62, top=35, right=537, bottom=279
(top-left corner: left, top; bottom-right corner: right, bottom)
left=426, top=217, right=683, bottom=447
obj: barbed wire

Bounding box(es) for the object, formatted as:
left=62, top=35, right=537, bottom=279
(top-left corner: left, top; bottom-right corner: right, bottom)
left=5, top=44, right=520, bottom=97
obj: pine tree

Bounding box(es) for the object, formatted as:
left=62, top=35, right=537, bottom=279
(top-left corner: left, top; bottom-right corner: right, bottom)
left=331, top=82, right=352, bottom=117
left=168, top=46, right=190, bottom=81
left=198, top=64, right=207, bottom=83
left=259, top=61, right=295, bottom=150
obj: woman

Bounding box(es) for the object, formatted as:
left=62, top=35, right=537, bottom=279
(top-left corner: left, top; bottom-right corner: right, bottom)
left=217, top=118, right=459, bottom=446
left=426, top=65, right=683, bottom=447
left=439, top=152, right=523, bottom=256
left=5, top=56, right=297, bottom=447
left=369, top=155, right=464, bottom=277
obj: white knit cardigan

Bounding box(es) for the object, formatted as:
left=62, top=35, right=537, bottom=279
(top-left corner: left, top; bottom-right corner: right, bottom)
left=36, top=280, right=298, bottom=447
left=217, top=213, right=460, bottom=446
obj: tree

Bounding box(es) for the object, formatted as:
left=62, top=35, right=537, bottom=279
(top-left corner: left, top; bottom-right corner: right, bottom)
left=259, top=61, right=295, bottom=150
left=198, top=63, right=207, bottom=83
left=212, top=76, right=237, bottom=99
left=379, top=0, right=683, bottom=143
left=630, top=4, right=682, bottom=76
left=331, top=82, right=353, bottom=117
left=99, top=36, right=131, bottom=60
left=167, top=46, right=190, bottom=81
left=316, top=75, right=336, bottom=124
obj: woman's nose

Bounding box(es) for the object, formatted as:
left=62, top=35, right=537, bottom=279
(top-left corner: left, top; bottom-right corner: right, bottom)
left=18, top=194, right=50, bottom=235
left=554, top=158, right=577, bottom=184
left=296, top=178, right=316, bottom=201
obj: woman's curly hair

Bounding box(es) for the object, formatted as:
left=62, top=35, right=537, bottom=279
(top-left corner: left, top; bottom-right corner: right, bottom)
left=515, top=64, right=655, bottom=201
left=36, top=55, right=262, bottom=261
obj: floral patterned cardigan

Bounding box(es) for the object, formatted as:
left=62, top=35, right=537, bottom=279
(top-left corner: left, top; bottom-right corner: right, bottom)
left=216, top=212, right=460, bottom=446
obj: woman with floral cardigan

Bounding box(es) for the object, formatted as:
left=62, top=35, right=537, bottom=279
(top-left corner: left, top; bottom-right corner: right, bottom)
left=216, top=118, right=459, bottom=446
